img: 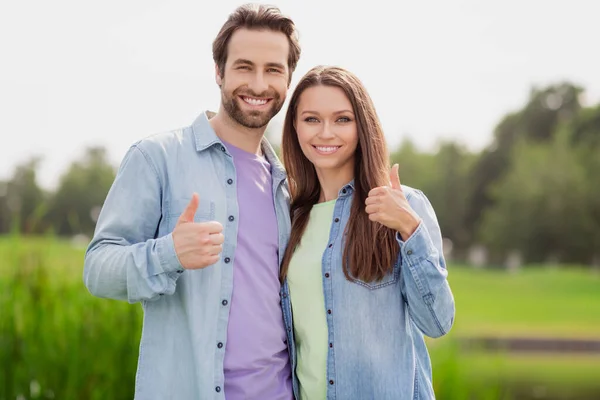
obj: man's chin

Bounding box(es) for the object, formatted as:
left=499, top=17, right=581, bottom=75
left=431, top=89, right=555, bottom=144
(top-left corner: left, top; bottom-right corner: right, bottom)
left=240, top=109, right=276, bottom=127
left=235, top=114, right=271, bottom=129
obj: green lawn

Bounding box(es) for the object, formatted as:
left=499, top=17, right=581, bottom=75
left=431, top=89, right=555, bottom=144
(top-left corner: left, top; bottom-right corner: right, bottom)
left=446, top=265, right=600, bottom=339
left=2, top=235, right=600, bottom=399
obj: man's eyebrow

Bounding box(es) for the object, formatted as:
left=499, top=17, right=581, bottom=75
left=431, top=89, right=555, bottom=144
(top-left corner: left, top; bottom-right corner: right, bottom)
left=265, top=62, right=286, bottom=70
left=232, top=59, right=254, bottom=66
left=231, top=59, right=286, bottom=70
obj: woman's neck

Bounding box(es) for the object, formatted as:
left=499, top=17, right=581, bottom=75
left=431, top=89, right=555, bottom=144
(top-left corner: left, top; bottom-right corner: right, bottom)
left=315, top=166, right=354, bottom=203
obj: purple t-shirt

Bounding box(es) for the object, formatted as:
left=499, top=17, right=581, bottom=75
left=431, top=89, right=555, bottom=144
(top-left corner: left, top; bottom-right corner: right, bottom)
left=222, top=141, right=292, bottom=400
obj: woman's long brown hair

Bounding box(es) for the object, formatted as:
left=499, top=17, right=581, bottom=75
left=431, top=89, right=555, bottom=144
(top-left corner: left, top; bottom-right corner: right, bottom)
left=280, top=66, right=399, bottom=283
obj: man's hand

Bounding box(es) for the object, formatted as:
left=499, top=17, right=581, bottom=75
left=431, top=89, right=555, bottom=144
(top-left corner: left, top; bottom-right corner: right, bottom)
left=173, top=193, right=224, bottom=269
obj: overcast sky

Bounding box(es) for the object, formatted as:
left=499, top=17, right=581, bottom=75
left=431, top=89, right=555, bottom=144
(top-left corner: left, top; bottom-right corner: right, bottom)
left=1, top=0, right=599, bottom=189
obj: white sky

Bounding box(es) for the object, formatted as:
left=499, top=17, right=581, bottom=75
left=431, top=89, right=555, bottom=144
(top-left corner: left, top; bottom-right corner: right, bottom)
left=1, top=0, right=599, bottom=190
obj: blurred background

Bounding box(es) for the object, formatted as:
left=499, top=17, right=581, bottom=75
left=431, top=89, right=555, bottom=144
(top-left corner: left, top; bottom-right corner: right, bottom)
left=1, top=0, right=599, bottom=399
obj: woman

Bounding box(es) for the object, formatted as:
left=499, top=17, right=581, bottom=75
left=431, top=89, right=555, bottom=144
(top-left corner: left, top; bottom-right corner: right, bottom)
left=279, top=66, right=455, bottom=400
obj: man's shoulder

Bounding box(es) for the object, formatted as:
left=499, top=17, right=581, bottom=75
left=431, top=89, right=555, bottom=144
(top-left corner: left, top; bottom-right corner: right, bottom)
left=126, top=123, right=198, bottom=164
left=134, top=125, right=191, bottom=153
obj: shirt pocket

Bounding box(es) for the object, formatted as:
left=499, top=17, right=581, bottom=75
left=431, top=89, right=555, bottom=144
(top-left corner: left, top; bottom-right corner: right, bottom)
left=349, top=259, right=401, bottom=290
left=165, top=198, right=216, bottom=232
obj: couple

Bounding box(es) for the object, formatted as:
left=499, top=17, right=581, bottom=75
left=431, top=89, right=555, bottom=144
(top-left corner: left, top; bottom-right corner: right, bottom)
left=83, top=4, right=455, bottom=399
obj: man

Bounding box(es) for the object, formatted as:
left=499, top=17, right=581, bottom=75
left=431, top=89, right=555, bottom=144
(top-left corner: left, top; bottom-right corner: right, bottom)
left=83, top=4, right=301, bottom=399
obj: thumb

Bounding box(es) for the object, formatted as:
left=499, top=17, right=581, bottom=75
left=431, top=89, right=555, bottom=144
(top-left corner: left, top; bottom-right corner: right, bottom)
left=390, top=164, right=402, bottom=190
left=177, top=193, right=199, bottom=224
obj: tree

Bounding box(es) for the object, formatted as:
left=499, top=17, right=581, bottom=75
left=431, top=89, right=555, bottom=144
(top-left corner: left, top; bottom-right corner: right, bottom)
left=465, top=82, right=584, bottom=245
left=478, top=130, right=595, bottom=264
left=390, top=139, right=475, bottom=257
left=46, top=147, right=116, bottom=236
left=0, top=157, right=47, bottom=234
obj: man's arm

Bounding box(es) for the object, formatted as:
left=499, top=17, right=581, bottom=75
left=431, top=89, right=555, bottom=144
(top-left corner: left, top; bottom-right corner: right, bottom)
left=83, top=144, right=184, bottom=303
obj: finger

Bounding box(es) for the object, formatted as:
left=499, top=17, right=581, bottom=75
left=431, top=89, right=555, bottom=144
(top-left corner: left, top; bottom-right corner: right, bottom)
left=206, top=254, right=220, bottom=266
left=365, top=204, right=380, bottom=214
left=390, top=164, right=402, bottom=190
left=209, top=244, right=223, bottom=255
left=365, top=196, right=380, bottom=206
left=209, top=233, right=225, bottom=245
left=368, top=186, right=387, bottom=197
left=203, top=221, right=224, bottom=234
left=177, top=193, right=199, bottom=224
left=368, top=212, right=380, bottom=222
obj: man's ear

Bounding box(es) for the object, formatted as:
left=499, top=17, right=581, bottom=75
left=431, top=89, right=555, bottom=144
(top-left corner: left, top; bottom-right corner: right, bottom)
left=215, top=64, right=222, bottom=86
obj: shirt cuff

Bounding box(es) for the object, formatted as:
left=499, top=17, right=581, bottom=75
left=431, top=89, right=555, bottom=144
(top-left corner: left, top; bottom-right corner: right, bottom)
left=395, top=221, right=436, bottom=264
left=157, top=232, right=185, bottom=274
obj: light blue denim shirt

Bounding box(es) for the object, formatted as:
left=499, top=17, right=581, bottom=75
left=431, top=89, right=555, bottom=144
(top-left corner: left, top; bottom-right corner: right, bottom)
left=280, top=182, right=455, bottom=400
left=83, top=111, right=291, bottom=399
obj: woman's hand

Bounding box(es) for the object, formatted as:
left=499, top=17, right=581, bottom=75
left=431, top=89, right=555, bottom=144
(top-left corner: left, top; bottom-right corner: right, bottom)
left=365, top=164, right=421, bottom=241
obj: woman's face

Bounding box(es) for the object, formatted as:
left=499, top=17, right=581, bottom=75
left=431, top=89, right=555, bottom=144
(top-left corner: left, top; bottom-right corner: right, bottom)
left=294, top=85, right=359, bottom=177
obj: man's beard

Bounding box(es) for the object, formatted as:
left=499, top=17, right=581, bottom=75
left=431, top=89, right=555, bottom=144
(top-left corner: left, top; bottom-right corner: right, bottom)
left=221, top=86, right=284, bottom=129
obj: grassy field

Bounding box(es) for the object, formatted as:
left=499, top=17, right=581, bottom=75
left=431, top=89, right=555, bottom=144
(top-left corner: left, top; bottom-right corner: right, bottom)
left=446, top=264, right=600, bottom=339
left=2, top=235, right=600, bottom=399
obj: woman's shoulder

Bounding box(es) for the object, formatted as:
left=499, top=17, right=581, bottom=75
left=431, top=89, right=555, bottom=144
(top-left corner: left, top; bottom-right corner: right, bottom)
left=400, top=184, right=424, bottom=201
left=401, top=185, right=438, bottom=214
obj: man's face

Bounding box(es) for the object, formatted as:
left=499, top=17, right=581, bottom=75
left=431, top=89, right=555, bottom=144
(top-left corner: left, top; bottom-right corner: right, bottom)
left=217, top=28, right=290, bottom=129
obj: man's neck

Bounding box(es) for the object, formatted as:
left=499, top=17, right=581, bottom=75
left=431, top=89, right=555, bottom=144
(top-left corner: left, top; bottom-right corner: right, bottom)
left=208, top=108, right=266, bottom=156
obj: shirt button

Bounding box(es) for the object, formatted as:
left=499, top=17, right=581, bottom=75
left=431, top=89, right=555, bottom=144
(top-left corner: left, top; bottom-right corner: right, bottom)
left=224, top=257, right=231, bottom=263
left=329, top=380, right=335, bottom=385
left=407, top=249, right=413, bottom=255
left=220, top=146, right=226, bottom=152
left=217, top=342, right=223, bottom=349
left=176, top=269, right=183, bottom=273
left=328, top=243, right=333, bottom=248
left=329, top=343, right=333, bottom=348
left=228, top=215, right=234, bottom=222
left=334, top=218, right=340, bottom=223
left=227, top=178, right=233, bottom=184
left=222, top=299, right=228, bottom=306
left=342, top=189, right=347, bottom=194
left=325, top=273, right=330, bottom=278
left=327, top=309, right=332, bottom=314
left=215, top=386, right=221, bottom=392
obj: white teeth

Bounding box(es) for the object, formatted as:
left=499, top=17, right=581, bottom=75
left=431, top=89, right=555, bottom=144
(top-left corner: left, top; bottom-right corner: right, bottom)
left=243, top=97, right=268, bottom=106
left=315, top=146, right=340, bottom=153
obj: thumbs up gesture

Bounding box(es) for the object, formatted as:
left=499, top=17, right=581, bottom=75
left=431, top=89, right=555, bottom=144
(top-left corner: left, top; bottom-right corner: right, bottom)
left=365, top=164, right=421, bottom=241
left=173, top=193, right=224, bottom=269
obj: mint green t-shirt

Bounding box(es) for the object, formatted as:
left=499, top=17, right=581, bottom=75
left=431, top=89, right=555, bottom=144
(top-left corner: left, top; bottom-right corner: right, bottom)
left=287, top=200, right=335, bottom=400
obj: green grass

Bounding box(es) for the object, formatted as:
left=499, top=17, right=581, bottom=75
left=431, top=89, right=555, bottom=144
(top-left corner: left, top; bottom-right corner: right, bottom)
left=0, top=235, right=142, bottom=400
left=431, top=343, right=600, bottom=400
left=446, top=265, right=600, bottom=339
left=464, top=353, right=600, bottom=388
left=2, top=235, right=600, bottom=399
